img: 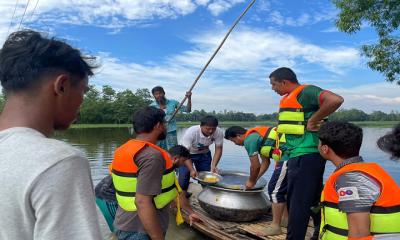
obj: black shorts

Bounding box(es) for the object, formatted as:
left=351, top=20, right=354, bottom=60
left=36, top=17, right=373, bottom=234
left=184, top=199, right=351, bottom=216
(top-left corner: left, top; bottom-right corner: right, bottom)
left=267, top=161, right=288, bottom=203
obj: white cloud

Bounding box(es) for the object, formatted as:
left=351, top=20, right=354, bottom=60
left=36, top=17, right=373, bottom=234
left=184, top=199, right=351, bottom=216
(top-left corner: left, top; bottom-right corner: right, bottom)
left=266, top=7, right=337, bottom=27
left=170, top=28, right=361, bottom=73
left=321, top=27, right=339, bottom=33
left=195, top=0, right=211, bottom=6
left=0, top=0, right=246, bottom=43
left=334, top=83, right=400, bottom=113
left=207, top=0, right=245, bottom=16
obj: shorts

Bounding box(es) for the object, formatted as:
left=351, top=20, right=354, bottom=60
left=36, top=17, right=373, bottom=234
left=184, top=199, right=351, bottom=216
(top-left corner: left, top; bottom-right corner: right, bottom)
left=267, top=161, right=288, bottom=203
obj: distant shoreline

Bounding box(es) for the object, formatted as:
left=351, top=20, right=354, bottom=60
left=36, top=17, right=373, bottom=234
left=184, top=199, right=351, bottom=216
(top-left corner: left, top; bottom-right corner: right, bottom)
left=71, top=121, right=398, bottom=129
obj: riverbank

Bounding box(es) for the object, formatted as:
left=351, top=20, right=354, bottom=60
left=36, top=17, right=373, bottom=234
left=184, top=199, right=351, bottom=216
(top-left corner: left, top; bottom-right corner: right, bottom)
left=71, top=121, right=398, bottom=129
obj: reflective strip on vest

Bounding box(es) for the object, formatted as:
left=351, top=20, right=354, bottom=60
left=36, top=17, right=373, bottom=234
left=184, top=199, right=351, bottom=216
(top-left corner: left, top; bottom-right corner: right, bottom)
left=111, top=140, right=178, bottom=212
left=277, top=85, right=308, bottom=135
left=320, top=202, right=400, bottom=239
left=245, top=127, right=286, bottom=159
left=260, top=130, right=286, bottom=158
left=320, top=163, right=400, bottom=239
left=113, top=168, right=177, bottom=212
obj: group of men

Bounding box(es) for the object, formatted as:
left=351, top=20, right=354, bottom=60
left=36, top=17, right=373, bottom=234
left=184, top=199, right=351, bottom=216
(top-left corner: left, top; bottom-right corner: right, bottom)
left=1, top=30, right=400, bottom=240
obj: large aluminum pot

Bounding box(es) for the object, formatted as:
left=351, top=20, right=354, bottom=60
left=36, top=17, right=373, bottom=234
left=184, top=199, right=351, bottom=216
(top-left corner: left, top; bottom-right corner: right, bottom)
left=197, top=171, right=271, bottom=222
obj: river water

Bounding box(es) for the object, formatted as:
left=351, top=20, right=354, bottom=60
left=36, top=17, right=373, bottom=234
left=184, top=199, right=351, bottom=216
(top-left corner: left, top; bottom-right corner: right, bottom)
left=55, top=126, right=400, bottom=239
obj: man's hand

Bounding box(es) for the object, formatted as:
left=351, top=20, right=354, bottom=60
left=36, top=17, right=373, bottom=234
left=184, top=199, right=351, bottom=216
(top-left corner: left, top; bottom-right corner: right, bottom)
left=307, top=119, right=324, bottom=132
left=211, top=165, right=219, bottom=173
left=245, top=179, right=256, bottom=190
left=190, top=169, right=198, bottom=178
left=188, top=212, right=202, bottom=226
left=185, top=91, right=192, bottom=99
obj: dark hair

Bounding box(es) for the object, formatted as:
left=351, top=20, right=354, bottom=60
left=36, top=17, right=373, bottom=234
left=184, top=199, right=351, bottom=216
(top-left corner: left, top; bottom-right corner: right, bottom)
left=200, top=115, right=218, bottom=127
left=0, top=30, right=96, bottom=93
left=168, top=145, right=190, bottom=159
left=377, top=124, right=400, bottom=160
left=224, top=126, right=246, bottom=139
left=151, top=86, right=165, bottom=95
left=319, top=121, right=363, bottom=159
left=132, top=106, right=165, bottom=134
left=269, top=67, right=298, bottom=83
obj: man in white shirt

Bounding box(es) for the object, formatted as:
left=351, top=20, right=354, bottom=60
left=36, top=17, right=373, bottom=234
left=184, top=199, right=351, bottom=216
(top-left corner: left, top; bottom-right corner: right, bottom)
left=179, top=116, right=224, bottom=193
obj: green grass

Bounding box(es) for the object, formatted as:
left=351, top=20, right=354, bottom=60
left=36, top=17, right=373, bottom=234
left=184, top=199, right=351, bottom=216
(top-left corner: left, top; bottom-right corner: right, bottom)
left=71, top=121, right=398, bottom=129
left=349, top=121, right=398, bottom=128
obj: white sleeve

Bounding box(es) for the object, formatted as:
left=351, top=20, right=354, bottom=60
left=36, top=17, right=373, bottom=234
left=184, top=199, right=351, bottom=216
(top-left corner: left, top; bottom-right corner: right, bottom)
left=30, top=156, right=102, bottom=240
left=214, top=128, right=224, bottom=147
left=180, top=128, right=194, bottom=150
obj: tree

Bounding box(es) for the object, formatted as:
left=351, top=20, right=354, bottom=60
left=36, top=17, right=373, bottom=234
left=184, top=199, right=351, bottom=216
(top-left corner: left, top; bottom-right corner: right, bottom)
left=330, top=108, right=369, bottom=121
left=333, top=0, right=400, bottom=84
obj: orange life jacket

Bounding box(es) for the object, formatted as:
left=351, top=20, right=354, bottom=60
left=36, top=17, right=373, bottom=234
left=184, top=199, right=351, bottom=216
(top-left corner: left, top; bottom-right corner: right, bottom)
left=244, top=126, right=271, bottom=139
left=320, top=162, right=400, bottom=239
left=244, top=126, right=285, bottom=161
left=277, top=85, right=318, bottom=135
left=111, top=139, right=177, bottom=212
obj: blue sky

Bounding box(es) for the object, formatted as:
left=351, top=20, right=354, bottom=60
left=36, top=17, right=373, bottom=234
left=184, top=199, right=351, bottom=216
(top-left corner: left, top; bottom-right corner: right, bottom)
left=1, top=0, right=399, bottom=114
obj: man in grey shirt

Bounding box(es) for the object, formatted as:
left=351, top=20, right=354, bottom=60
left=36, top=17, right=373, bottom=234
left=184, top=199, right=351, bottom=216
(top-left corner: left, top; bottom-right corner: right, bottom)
left=112, top=107, right=200, bottom=240
left=0, top=30, right=101, bottom=239
left=318, top=121, right=400, bottom=239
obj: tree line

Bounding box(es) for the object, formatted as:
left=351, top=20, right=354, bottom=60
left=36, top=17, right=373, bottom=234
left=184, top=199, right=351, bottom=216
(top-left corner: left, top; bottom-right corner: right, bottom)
left=0, top=86, right=399, bottom=123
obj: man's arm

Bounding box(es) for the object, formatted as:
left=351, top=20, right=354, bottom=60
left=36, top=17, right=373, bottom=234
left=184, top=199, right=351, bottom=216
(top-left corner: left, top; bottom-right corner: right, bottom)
left=135, top=194, right=164, bottom=240
left=257, top=155, right=270, bottom=180
left=246, top=155, right=261, bottom=189
left=336, top=172, right=380, bottom=239
left=307, top=91, right=344, bottom=131
left=211, top=145, right=222, bottom=173
left=178, top=192, right=201, bottom=226
left=184, top=159, right=197, bottom=178
left=346, top=212, right=371, bottom=238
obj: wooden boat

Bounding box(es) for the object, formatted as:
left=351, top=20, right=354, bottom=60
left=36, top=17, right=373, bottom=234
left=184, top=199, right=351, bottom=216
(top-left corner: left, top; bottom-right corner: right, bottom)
left=174, top=184, right=315, bottom=240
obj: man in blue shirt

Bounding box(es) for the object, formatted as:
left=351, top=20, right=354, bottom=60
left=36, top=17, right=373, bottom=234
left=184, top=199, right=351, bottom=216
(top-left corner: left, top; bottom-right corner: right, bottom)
left=150, top=86, right=192, bottom=150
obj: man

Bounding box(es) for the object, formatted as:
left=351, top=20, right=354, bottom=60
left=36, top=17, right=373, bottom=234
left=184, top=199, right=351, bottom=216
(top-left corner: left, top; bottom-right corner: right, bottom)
left=318, top=121, right=400, bottom=240
left=179, top=115, right=224, bottom=193
left=150, top=86, right=192, bottom=150
left=269, top=67, right=344, bottom=240
left=95, top=144, right=200, bottom=234
left=112, top=107, right=200, bottom=240
left=0, top=30, right=101, bottom=239
left=377, top=123, right=400, bottom=160
left=225, top=125, right=289, bottom=236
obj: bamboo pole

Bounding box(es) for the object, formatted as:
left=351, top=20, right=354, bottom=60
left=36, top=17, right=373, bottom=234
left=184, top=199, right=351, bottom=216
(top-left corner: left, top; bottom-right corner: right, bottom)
left=168, top=0, right=256, bottom=122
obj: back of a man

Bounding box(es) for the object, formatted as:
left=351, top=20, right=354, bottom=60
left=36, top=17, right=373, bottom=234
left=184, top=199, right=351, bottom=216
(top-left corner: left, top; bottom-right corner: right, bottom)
left=0, top=30, right=101, bottom=239
left=0, top=129, right=100, bottom=239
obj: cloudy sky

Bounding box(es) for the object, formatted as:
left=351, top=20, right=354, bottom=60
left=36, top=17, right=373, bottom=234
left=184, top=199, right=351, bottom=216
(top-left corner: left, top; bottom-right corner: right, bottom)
left=1, top=0, right=399, bottom=114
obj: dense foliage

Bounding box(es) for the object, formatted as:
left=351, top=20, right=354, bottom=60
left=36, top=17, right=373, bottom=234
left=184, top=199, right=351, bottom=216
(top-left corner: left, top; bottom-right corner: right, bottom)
left=77, top=85, right=153, bottom=124
left=333, top=0, right=400, bottom=84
